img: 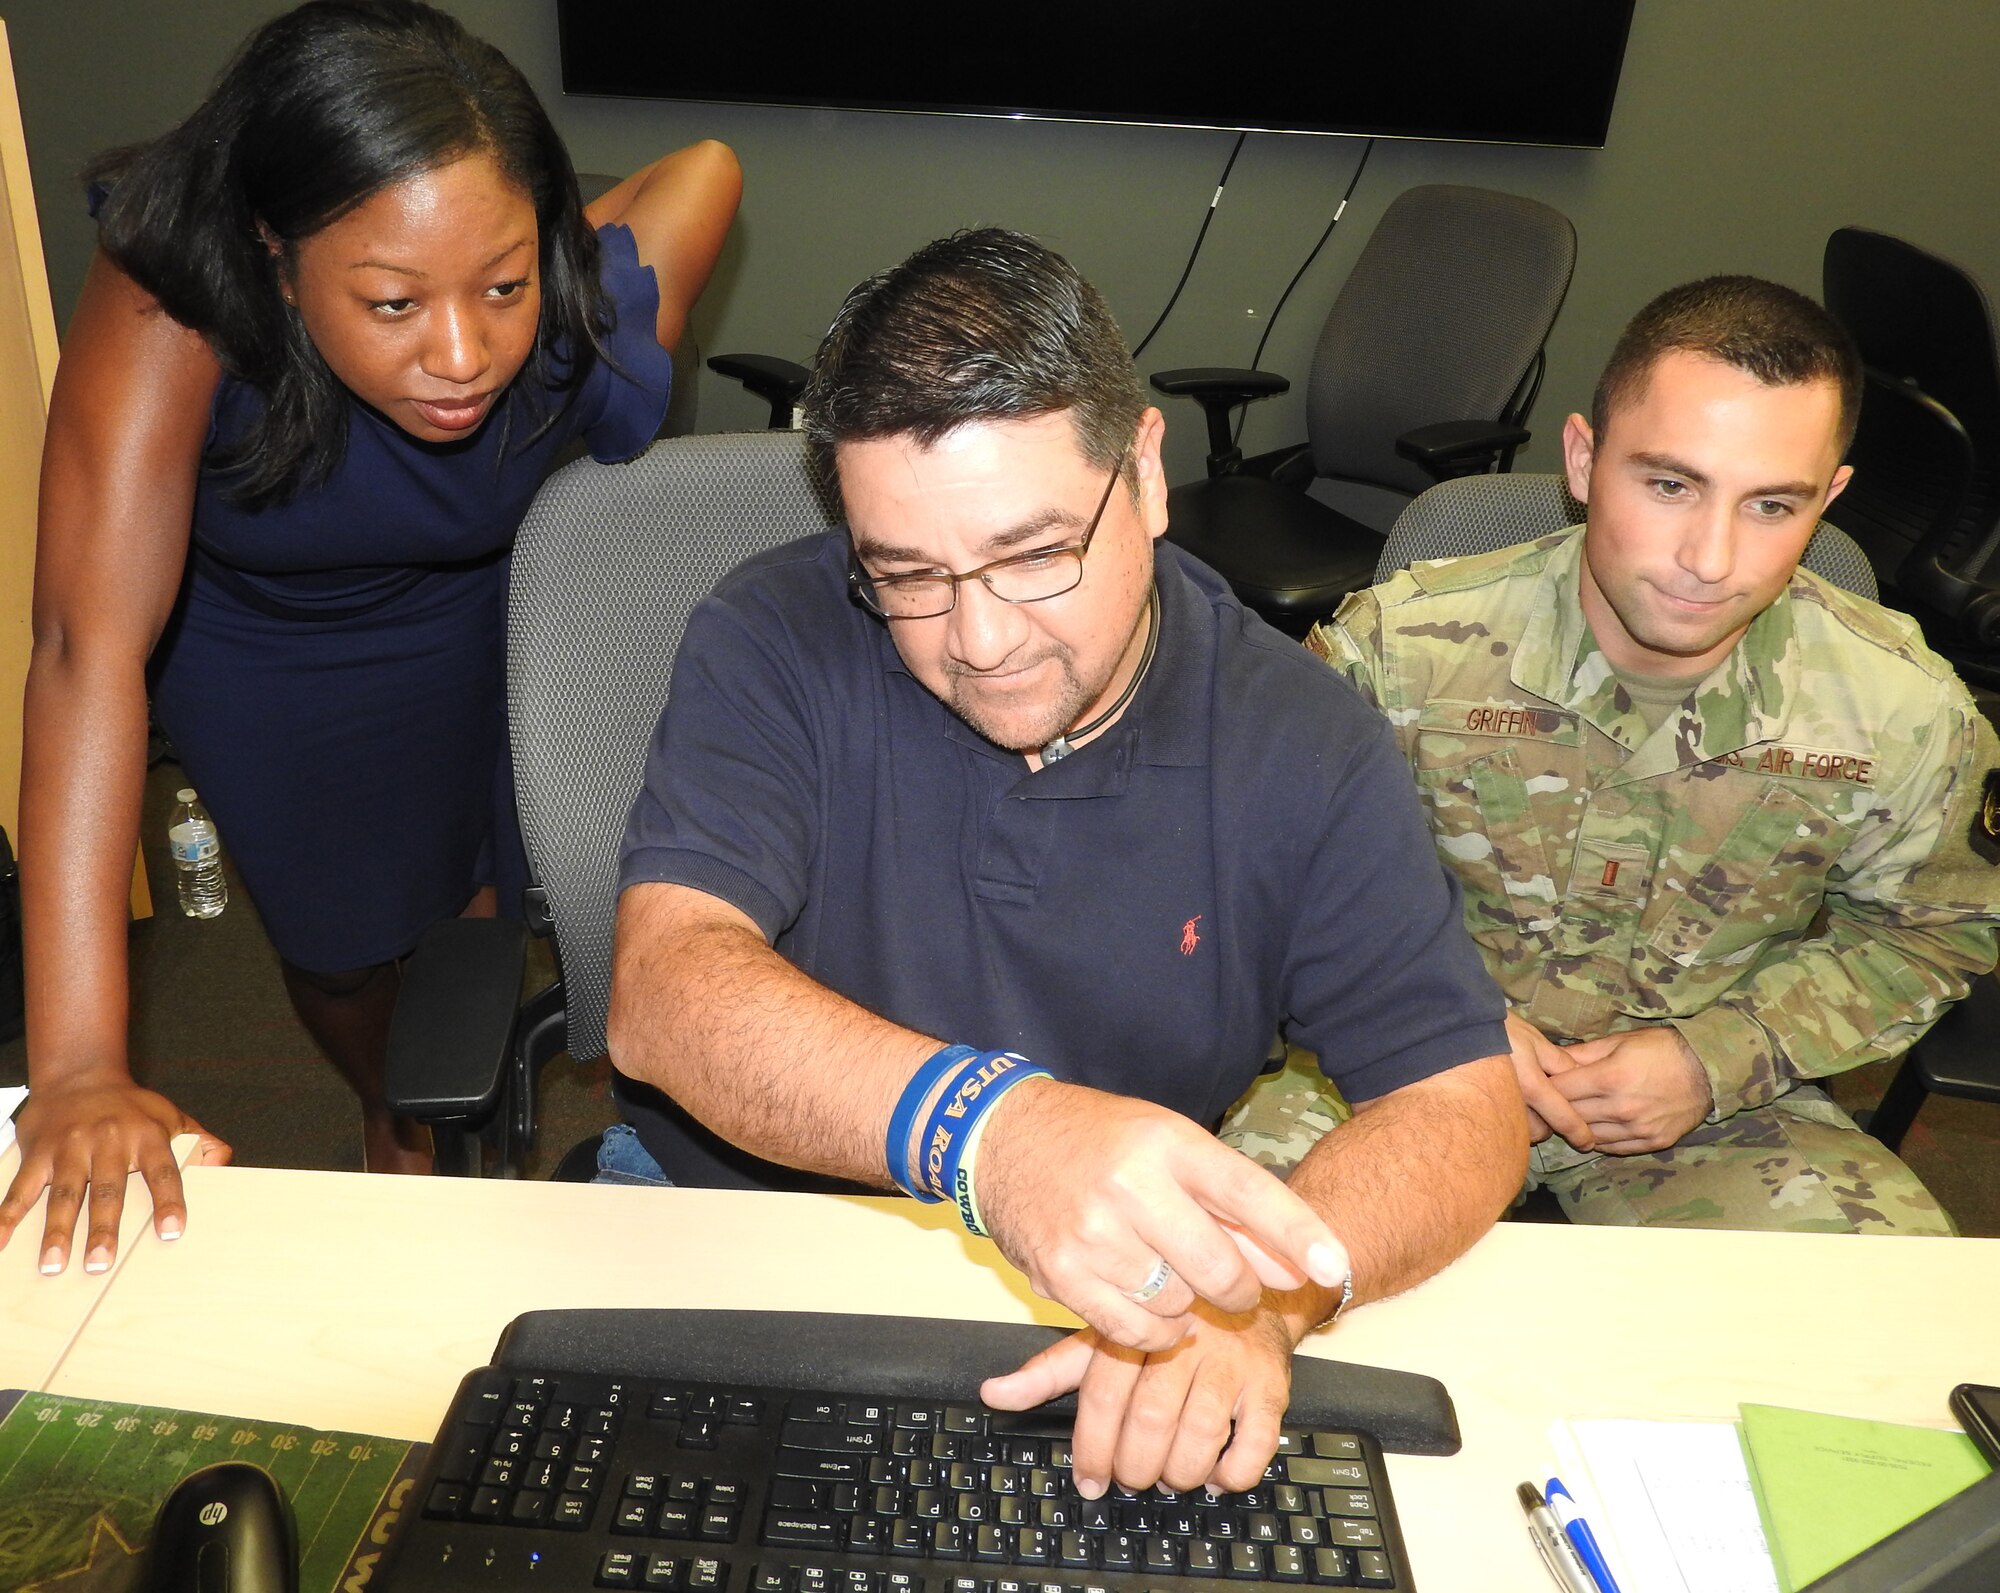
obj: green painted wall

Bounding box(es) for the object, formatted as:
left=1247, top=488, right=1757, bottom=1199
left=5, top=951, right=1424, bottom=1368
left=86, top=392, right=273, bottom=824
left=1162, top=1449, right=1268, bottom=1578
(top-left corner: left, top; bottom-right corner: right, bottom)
left=6, top=1, right=1998, bottom=486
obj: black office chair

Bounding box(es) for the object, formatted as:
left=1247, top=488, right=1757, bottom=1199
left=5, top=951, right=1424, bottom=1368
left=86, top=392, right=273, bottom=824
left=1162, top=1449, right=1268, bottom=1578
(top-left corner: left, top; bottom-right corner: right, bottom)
left=1865, top=983, right=2000, bottom=1155
left=707, top=354, right=810, bottom=430
left=383, top=431, right=842, bottom=1175
left=1381, top=472, right=2000, bottom=1163
left=1153, top=184, right=1576, bottom=636
left=1822, top=227, right=2000, bottom=689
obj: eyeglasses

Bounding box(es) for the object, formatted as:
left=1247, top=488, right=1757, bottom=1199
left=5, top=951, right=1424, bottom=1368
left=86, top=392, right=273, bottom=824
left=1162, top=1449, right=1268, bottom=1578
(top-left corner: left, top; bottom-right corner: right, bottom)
left=848, top=460, right=1125, bottom=621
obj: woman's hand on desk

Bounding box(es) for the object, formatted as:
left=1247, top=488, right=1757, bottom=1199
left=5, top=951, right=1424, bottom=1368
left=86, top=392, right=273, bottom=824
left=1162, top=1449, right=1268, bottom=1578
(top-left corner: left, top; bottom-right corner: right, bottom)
left=0, top=1074, right=230, bottom=1274
left=980, top=1295, right=1303, bottom=1496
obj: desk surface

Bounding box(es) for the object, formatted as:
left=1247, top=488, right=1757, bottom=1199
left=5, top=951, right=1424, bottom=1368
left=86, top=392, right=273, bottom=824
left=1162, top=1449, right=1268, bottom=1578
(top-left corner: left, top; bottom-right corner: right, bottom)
left=25, top=1164, right=2000, bottom=1592
left=0, top=1139, right=172, bottom=1392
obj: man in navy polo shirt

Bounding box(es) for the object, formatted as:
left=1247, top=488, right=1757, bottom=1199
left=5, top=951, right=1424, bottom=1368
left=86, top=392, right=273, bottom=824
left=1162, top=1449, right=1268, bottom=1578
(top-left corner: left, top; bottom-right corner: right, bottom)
left=607, top=229, right=1521, bottom=1496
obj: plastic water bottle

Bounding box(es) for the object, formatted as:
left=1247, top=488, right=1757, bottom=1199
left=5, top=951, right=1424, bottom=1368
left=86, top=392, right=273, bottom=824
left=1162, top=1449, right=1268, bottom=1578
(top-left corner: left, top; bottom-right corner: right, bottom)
left=168, top=788, right=228, bottom=919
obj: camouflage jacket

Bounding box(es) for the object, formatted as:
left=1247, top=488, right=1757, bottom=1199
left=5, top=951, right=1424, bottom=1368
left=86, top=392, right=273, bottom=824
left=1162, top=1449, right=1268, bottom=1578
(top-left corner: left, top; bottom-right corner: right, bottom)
left=1313, top=528, right=2000, bottom=1121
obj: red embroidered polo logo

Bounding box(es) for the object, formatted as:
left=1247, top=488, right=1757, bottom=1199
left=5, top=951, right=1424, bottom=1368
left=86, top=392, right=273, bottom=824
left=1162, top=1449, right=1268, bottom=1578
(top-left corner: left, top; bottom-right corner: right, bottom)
left=1180, top=916, right=1202, bottom=956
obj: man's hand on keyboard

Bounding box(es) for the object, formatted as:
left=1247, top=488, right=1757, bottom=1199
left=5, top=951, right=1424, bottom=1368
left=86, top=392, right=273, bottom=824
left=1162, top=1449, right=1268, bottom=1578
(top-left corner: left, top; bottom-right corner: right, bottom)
left=974, top=1079, right=1350, bottom=1355
left=980, top=1298, right=1300, bottom=1496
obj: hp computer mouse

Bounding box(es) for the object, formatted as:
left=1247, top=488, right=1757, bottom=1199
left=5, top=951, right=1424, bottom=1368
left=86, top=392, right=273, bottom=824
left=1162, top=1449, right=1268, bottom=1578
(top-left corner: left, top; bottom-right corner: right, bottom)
left=146, top=1461, right=298, bottom=1593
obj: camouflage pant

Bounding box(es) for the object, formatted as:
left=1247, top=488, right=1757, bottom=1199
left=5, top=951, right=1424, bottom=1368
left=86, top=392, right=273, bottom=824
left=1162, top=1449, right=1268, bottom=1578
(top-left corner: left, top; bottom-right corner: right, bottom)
left=1217, top=1045, right=1351, bottom=1173
left=1218, top=1056, right=1954, bottom=1237
left=1531, top=1085, right=1955, bottom=1235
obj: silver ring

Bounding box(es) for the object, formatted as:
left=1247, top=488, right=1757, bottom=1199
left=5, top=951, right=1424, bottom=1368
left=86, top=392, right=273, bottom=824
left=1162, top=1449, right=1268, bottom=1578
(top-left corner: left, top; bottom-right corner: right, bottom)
left=1125, top=1258, right=1172, bottom=1304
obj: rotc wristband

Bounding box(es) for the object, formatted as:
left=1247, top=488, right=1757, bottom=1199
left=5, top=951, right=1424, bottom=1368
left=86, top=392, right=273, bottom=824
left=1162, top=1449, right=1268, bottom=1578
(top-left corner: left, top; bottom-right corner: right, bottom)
left=913, top=1050, right=1052, bottom=1218
left=886, top=1044, right=979, bottom=1199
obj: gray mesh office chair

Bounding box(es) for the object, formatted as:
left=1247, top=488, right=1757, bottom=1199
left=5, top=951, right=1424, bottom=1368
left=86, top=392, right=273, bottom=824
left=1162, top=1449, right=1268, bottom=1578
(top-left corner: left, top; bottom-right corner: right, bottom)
left=1380, top=472, right=2000, bottom=1164
left=385, top=432, right=841, bottom=1174
left=1155, top=185, right=1576, bottom=634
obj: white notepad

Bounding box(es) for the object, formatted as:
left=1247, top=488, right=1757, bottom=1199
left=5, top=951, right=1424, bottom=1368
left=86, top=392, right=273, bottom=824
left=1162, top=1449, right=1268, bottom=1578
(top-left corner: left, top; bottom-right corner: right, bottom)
left=0, top=1084, right=26, bottom=1158
left=1551, top=1416, right=1778, bottom=1593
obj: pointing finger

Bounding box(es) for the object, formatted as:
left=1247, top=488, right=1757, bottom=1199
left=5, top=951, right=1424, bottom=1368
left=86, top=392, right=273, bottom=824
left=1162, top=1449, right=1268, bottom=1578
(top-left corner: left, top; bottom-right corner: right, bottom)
left=981, top=1329, right=1098, bottom=1411
left=1179, top=1151, right=1346, bottom=1292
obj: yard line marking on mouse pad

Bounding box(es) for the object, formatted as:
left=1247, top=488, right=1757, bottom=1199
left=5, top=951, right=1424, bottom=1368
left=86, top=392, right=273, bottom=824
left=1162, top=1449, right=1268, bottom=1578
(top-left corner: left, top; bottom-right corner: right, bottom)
left=0, top=1389, right=425, bottom=1592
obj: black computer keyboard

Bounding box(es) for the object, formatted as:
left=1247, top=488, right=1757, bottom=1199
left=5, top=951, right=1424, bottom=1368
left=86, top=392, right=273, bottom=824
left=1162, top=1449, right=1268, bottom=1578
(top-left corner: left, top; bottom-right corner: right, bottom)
left=377, top=1311, right=1451, bottom=1593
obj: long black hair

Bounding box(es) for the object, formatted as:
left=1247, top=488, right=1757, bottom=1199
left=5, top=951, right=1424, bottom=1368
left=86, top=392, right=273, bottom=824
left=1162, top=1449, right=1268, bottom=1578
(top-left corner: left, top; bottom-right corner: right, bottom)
left=89, top=0, right=609, bottom=509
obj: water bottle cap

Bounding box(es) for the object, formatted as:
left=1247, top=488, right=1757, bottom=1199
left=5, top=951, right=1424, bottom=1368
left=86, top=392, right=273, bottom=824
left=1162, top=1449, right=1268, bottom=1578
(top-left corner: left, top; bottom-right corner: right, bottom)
left=176, top=788, right=198, bottom=803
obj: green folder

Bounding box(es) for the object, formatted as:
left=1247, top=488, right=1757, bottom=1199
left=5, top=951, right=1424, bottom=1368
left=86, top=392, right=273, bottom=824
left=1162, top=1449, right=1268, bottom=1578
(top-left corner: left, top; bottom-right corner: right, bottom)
left=1738, top=1402, right=1991, bottom=1592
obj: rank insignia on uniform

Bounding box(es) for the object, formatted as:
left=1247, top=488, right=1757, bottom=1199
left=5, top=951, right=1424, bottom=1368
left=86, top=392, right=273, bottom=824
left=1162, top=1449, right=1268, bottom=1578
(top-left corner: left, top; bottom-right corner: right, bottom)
left=1974, top=770, right=2000, bottom=864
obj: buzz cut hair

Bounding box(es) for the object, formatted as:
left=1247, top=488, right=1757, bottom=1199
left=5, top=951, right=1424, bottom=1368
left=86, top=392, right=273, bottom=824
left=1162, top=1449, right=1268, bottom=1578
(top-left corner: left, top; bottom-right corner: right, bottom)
left=801, top=227, right=1147, bottom=495
left=1592, top=275, right=1863, bottom=453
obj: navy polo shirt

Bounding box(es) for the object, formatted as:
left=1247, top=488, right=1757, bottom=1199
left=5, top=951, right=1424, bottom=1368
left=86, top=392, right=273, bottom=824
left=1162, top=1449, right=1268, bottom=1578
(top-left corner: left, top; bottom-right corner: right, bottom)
left=615, top=532, right=1505, bottom=1190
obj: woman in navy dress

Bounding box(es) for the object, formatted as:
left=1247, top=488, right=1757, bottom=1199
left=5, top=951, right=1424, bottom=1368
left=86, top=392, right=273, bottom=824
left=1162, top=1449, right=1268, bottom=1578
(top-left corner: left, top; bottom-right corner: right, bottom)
left=5, top=0, right=740, bottom=1270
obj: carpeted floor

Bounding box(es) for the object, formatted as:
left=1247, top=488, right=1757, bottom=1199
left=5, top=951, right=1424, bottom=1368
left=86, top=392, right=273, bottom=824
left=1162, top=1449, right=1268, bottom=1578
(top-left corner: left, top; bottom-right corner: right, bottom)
left=4, top=757, right=1998, bottom=1234
left=0, top=759, right=612, bottom=1182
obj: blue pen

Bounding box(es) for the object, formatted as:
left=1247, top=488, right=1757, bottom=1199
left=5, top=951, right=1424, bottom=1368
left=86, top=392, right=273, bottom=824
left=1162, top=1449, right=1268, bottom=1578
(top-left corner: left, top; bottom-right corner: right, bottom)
left=1545, top=1477, right=1621, bottom=1593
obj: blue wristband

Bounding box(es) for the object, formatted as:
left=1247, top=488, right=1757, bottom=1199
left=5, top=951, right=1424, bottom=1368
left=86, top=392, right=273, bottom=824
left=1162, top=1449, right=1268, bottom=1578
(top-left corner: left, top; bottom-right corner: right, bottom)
left=914, top=1051, right=1052, bottom=1213
left=886, top=1044, right=979, bottom=1199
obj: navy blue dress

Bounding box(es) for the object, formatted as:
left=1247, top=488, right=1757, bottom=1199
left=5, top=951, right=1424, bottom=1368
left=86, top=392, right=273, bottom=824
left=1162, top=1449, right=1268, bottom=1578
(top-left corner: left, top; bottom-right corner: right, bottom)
left=147, top=224, right=672, bottom=972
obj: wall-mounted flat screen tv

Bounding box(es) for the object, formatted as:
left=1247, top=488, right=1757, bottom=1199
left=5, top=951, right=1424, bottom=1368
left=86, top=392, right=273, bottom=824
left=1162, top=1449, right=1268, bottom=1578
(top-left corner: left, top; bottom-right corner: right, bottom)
left=557, top=1, right=1638, bottom=150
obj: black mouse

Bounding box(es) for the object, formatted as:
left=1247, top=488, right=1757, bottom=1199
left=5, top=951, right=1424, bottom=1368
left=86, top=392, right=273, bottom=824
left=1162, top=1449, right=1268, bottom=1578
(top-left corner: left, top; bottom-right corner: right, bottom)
left=146, top=1461, right=299, bottom=1593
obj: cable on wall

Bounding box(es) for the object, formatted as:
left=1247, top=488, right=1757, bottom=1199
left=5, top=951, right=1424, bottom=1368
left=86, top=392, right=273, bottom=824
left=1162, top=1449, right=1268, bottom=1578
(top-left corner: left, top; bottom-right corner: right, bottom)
left=1233, top=137, right=1376, bottom=445
left=1129, top=131, right=1248, bottom=362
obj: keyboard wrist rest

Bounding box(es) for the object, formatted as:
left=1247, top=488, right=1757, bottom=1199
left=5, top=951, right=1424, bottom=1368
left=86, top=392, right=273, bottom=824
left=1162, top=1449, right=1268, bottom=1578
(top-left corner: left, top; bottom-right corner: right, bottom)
left=491, top=1308, right=1460, bottom=1456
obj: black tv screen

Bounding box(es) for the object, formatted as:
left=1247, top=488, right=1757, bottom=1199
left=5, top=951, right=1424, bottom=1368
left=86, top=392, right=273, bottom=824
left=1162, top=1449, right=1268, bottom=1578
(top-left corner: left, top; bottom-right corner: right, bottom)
left=557, top=1, right=1637, bottom=149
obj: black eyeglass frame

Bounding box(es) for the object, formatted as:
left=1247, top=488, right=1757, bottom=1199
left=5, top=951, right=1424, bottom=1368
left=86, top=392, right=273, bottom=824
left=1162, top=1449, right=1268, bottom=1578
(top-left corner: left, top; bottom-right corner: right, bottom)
left=846, top=458, right=1127, bottom=621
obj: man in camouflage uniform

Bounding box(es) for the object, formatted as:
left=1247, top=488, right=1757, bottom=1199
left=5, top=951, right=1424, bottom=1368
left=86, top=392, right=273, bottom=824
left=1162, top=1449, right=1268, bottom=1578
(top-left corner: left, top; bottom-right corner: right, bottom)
left=1307, top=276, right=2000, bottom=1234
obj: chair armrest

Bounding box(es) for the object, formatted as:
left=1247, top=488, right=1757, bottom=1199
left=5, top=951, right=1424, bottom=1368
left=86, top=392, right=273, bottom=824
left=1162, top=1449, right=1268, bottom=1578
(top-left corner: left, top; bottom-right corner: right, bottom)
left=1912, top=979, right=2000, bottom=1101
left=1261, top=443, right=1316, bottom=490
left=384, top=918, right=530, bottom=1122
left=1149, top=370, right=1292, bottom=476
left=1396, top=419, right=1533, bottom=478
left=706, top=353, right=811, bottom=430
left=1150, top=367, right=1291, bottom=403
left=1854, top=368, right=1984, bottom=624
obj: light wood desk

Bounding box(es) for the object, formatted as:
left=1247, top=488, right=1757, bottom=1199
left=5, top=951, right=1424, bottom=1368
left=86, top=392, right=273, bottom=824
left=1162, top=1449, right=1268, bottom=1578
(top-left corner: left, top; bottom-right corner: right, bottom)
left=0, top=1140, right=175, bottom=1391
left=24, top=1164, right=2000, bottom=1591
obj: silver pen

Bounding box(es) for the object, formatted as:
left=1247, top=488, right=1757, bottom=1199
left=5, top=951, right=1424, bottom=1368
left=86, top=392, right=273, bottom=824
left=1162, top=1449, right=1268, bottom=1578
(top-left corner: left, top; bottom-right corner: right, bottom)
left=1518, top=1481, right=1598, bottom=1593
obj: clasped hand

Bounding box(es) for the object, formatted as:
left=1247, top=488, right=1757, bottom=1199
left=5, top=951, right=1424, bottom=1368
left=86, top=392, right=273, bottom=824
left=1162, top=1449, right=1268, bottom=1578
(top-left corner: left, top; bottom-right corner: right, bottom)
left=972, top=1077, right=1348, bottom=1353
left=1505, top=1012, right=1713, bottom=1155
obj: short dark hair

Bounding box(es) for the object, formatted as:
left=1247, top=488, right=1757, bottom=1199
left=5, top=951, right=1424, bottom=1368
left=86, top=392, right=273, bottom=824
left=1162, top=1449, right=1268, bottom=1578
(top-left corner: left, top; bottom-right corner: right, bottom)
left=91, top=0, right=607, bottom=508
left=802, top=228, right=1147, bottom=495
left=1591, top=275, right=1863, bottom=453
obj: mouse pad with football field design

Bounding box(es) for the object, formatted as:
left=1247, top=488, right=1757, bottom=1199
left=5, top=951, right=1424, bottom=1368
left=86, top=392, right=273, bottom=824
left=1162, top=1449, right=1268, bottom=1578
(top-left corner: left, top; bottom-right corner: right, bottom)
left=0, top=1389, right=426, bottom=1592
